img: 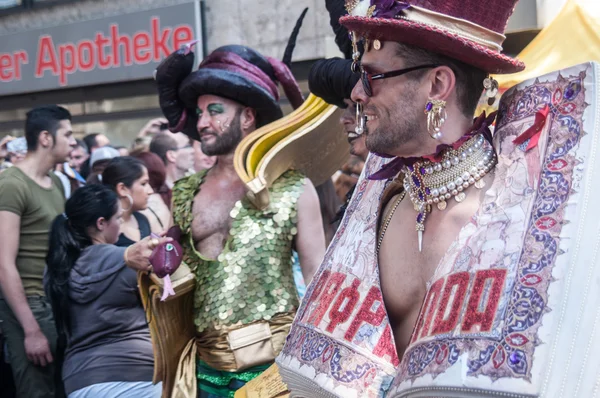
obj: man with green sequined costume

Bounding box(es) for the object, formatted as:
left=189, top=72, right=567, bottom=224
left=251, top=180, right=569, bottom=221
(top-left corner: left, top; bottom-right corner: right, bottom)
left=153, top=43, right=326, bottom=398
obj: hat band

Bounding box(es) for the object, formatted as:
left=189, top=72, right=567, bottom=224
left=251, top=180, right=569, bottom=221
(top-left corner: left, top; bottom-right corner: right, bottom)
left=398, top=5, right=505, bottom=52
left=201, top=52, right=280, bottom=101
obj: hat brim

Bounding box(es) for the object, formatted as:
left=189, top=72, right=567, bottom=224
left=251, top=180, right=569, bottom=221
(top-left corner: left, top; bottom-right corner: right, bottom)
left=178, top=68, right=283, bottom=128
left=340, top=16, right=525, bottom=74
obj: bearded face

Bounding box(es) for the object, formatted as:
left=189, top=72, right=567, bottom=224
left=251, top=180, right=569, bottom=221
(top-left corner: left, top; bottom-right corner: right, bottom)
left=196, top=95, right=248, bottom=156
left=350, top=42, right=433, bottom=158
left=362, top=81, right=422, bottom=155
left=199, top=110, right=243, bottom=156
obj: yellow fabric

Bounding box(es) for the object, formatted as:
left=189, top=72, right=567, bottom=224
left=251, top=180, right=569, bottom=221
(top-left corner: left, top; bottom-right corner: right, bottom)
left=234, top=94, right=319, bottom=183
left=496, top=0, right=600, bottom=89
left=172, top=339, right=197, bottom=398
left=245, top=94, right=324, bottom=177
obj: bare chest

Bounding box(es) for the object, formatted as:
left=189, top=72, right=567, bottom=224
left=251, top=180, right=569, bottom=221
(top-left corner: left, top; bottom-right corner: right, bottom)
left=377, top=184, right=487, bottom=355
left=190, top=174, right=247, bottom=258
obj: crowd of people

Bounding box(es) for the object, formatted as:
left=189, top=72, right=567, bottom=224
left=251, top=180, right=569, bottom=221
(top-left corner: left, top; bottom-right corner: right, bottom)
left=0, top=107, right=205, bottom=397
left=1, top=0, right=591, bottom=397
left=0, top=81, right=365, bottom=398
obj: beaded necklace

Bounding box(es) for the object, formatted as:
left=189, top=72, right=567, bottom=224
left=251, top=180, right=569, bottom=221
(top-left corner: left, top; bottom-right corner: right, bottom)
left=403, top=133, right=497, bottom=251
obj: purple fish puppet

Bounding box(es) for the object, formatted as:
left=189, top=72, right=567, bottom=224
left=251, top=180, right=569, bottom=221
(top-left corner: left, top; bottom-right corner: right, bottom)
left=149, top=226, right=183, bottom=301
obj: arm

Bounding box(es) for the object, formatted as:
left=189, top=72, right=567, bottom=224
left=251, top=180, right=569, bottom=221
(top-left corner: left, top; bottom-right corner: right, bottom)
left=137, top=117, right=168, bottom=138
left=294, top=179, right=326, bottom=285
left=124, top=236, right=174, bottom=272
left=0, top=211, right=53, bottom=366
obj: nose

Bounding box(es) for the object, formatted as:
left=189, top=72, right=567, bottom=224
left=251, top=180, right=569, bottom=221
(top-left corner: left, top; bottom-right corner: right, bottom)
left=146, top=184, right=154, bottom=195
left=351, top=78, right=368, bottom=105
left=196, top=111, right=211, bottom=132
left=339, top=106, right=355, bottom=127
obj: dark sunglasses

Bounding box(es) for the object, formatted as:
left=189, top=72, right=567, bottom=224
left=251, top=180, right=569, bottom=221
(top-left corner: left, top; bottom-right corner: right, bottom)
left=360, top=64, right=440, bottom=97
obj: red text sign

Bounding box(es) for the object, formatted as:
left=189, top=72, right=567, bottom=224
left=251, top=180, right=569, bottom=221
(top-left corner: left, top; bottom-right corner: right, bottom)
left=0, top=3, right=197, bottom=95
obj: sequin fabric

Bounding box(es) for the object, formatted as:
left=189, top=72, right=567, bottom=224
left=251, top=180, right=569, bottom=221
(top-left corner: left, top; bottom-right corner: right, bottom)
left=196, top=360, right=270, bottom=398
left=172, top=170, right=304, bottom=334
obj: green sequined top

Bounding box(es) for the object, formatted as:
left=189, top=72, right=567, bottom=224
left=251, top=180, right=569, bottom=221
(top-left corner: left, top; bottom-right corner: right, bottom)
left=172, top=170, right=305, bottom=333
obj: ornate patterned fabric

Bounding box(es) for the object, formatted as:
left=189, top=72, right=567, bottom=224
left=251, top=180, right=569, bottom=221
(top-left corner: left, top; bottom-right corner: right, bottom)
left=172, top=170, right=304, bottom=335
left=389, top=62, right=600, bottom=397
left=277, top=154, right=397, bottom=398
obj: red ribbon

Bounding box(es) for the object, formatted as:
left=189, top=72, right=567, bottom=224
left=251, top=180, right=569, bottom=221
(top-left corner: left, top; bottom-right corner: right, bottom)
left=512, top=105, right=550, bottom=151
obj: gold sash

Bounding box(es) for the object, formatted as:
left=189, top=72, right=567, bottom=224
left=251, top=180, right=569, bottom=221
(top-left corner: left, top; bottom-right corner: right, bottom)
left=196, top=312, right=295, bottom=371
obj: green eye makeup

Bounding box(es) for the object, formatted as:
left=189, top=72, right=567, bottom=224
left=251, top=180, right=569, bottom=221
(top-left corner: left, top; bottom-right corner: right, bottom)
left=207, top=104, right=225, bottom=114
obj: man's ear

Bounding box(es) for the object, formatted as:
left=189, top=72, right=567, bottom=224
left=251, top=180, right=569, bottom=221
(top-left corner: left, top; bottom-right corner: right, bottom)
left=165, top=149, right=177, bottom=164
left=426, top=66, right=456, bottom=102
left=115, top=182, right=129, bottom=198
left=240, top=107, right=257, bottom=132
left=39, top=130, right=53, bottom=149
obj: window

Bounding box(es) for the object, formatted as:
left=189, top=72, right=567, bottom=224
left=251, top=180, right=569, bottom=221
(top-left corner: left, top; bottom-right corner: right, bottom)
left=0, top=0, right=22, bottom=10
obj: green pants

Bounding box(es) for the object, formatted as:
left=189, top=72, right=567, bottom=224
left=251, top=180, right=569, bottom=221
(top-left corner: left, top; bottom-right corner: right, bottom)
left=197, top=360, right=271, bottom=398
left=0, top=296, right=59, bottom=398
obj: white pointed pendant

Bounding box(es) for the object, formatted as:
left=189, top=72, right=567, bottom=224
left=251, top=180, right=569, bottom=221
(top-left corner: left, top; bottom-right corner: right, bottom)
left=418, top=230, right=423, bottom=252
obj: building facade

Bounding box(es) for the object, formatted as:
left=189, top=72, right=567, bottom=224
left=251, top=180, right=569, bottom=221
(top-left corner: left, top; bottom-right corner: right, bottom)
left=0, top=0, right=336, bottom=144
left=0, top=0, right=555, bottom=144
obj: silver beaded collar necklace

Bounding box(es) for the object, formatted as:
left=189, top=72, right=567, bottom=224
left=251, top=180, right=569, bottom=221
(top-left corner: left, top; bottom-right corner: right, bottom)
left=403, top=133, right=497, bottom=251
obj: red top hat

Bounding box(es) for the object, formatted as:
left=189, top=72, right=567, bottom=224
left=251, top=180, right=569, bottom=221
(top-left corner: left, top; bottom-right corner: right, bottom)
left=340, top=0, right=525, bottom=74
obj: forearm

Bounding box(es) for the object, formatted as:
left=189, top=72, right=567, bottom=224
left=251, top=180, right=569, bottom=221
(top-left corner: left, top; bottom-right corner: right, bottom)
left=298, top=253, right=320, bottom=285
left=0, top=263, right=40, bottom=334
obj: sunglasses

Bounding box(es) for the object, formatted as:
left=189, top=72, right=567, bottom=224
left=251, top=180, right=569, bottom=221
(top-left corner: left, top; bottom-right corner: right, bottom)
left=360, top=64, right=440, bottom=97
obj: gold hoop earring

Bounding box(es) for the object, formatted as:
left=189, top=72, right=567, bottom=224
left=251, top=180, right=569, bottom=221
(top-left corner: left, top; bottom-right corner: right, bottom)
left=425, top=99, right=447, bottom=140
left=122, top=194, right=133, bottom=212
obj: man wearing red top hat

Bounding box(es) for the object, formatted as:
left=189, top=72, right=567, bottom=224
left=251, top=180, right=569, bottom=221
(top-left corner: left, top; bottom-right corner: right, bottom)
left=277, top=0, right=600, bottom=396
left=148, top=39, right=327, bottom=397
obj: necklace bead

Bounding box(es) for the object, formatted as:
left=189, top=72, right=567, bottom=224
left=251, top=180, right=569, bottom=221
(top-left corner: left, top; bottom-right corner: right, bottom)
left=402, top=133, right=497, bottom=252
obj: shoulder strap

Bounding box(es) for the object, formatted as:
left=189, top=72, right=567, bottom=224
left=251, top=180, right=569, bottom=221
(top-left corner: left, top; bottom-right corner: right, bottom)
left=134, top=212, right=152, bottom=239
left=148, top=207, right=165, bottom=229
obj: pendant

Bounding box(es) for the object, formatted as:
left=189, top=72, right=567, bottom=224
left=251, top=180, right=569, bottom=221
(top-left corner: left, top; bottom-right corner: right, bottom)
left=418, top=230, right=423, bottom=252
left=373, top=39, right=382, bottom=50
left=455, top=192, right=466, bottom=203
left=437, top=200, right=447, bottom=210
left=475, top=179, right=486, bottom=189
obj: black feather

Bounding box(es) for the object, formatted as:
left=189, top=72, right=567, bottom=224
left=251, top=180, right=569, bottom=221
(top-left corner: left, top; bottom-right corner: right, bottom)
left=282, top=7, right=309, bottom=68
left=326, top=0, right=354, bottom=59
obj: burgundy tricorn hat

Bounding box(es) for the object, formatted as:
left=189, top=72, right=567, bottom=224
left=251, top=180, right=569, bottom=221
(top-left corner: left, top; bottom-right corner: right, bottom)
left=340, top=0, right=525, bottom=74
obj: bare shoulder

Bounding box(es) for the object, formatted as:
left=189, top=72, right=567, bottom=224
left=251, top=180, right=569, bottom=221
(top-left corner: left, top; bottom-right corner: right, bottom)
left=297, top=176, right=318, bottom=202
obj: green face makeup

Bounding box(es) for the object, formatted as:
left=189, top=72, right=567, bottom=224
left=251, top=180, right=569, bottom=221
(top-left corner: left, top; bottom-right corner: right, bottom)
left=197, top=103, right=225, bottom=117
left=208, top=103, right=225, bottom=114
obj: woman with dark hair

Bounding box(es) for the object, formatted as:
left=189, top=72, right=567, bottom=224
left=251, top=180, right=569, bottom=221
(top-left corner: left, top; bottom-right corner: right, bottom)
left=44, top=184, right=169, bottom=397
left=102, top=156, right=153, bottom=246
left=134, top=151, right=171, bottom=233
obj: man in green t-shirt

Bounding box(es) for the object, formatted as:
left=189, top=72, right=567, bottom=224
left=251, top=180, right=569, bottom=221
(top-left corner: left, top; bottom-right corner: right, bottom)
left=0, top=105, right=75, bottom=398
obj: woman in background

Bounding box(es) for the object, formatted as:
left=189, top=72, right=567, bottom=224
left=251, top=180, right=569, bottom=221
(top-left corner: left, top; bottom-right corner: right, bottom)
left=102, top=156, right=153, bottom=246
left=135, top=151, right=171, bottom=233
left=45, top=184, right=170, bottom=397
